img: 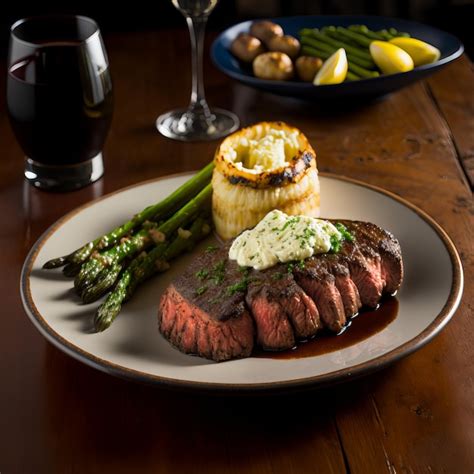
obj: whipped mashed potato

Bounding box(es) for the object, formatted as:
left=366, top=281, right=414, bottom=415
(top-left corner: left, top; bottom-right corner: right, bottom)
left=228, top=128, right=300, bottom=173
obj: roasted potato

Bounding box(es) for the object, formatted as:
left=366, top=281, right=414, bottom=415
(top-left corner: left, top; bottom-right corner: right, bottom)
left=295, top=56, right=323, bottom=82
left=230, top=33, right=265, bottom=63
left=253, top=52, right=294, bottom=81
left=250, top=21, right=284, bottom=45
left=268, top=34, right=301, bottom=59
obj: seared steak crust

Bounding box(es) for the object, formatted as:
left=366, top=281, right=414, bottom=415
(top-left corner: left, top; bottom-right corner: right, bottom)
left=158, top=220, right=403, bottom=362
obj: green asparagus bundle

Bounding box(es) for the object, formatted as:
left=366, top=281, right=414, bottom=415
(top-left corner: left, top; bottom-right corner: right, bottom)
left=94, top=217, right=211, bottom=332
left=74, top=183, right=212, bottom=295
left=43, top=163, right=215, bottom=331
left=43, top=161, right=214, bottom=271
left=299, top=25, right=411, bottom=82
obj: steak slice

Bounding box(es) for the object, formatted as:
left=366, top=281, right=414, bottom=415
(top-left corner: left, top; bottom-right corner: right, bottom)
left=158, top=245, right=255, bottom=361
left=159, top=284, right=254, bottom=361
left=349, top=221, right=404, bottom=295
left=338, top=220, right=402, bottom=302
left=293, top=260, right=347, bottom=332
left=246, top=266, right=321, bottom=349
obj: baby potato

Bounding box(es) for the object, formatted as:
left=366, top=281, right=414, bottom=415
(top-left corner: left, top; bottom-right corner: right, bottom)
left=295, top=56, right=323, bottom=82
left=253, top=52, right=294, bottom=81
left=230, top=33, right=265, bottom=63
left=268, top=35, right=301, bottom=59
left=250, top=21, right=284, bottom=45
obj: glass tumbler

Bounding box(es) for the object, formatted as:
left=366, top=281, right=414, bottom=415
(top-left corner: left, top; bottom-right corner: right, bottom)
left=7, top=15, right=113, bottom=191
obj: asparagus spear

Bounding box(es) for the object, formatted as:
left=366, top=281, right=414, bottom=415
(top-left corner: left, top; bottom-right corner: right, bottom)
left=300, top=28, right=373, bottom=61
left=335, top=27, right=372, bottom=47
left=348, top=25, right=387, bottom=41
left=301, top=45, right=378, bottom=79
left=378, top=29, right=394, bottom=40
left=346, top=71, right=361, bottom=81
left=94, top=217, right=209, bottom=332
left=43, top=161, right=214, bottom=270
left=74, top=226, right=154, bottom=293
left=81, top=262, right=123, bottom=304
left=389, top=27, right=410, bottom=38
left=125, top=217, right=211, bottom=300
left=75, top=183, right=212, bottom=295
left=300, top=36, right=375, bottom=69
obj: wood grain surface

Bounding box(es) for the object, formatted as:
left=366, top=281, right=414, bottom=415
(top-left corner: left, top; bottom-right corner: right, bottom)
left=0, top=29, right=473, bottom=474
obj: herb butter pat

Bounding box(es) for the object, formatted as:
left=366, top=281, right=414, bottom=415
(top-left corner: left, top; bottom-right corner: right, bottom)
left=229, top=210, right=342, bottom=270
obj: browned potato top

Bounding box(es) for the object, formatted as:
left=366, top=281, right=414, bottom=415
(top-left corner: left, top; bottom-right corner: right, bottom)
left=295, top=56, right=323, bottom=82
left=230, top=33, right=265, bottom=63
left=253, top=52, right=294, bottom=81
left=250, top=21, right=284, bottom=45
left=268, top=35, right=301, bottom=59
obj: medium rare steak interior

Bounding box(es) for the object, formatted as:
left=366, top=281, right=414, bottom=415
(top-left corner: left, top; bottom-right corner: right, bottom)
left=158, top=220, right=403, bottom=362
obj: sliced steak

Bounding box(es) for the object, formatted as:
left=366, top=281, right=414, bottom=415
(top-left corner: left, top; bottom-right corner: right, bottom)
left=293, top=261, right=347, bottom=332
left=246, top=266, right=321, bottom=349
left=158, top=219, right=403, bottom=362
left=339, top=220, right=403, bottom=300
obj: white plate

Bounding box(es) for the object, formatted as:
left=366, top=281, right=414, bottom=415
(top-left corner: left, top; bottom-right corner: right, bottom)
left=21, top=173, right=463, bottom=392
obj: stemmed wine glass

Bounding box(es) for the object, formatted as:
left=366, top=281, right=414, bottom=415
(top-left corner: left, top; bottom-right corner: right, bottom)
left=156, top=0, right=239, bottom=141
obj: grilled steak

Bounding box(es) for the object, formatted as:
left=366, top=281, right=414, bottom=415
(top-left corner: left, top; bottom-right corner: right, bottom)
left=246, top=266, right=321, bottom=351
left=158, top=220, right=403, bottom=362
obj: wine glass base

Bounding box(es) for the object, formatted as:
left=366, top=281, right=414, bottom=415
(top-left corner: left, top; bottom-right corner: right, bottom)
left=156, top=108, right=239, bottom=142
left=24, top=153, right=104, bottom=192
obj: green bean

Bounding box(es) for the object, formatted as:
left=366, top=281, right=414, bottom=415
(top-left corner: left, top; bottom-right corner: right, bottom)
left=301, top=28, right=373, bottom=61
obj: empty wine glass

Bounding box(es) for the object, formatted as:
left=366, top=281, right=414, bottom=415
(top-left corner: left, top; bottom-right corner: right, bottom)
left=156, top=0, right=239, bottom=141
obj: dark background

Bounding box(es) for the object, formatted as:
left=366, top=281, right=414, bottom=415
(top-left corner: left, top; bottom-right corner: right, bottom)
left=1, top=0, right=473, bottom=58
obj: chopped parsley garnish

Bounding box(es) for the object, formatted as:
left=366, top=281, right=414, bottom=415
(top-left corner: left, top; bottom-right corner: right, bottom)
left=226, top=276, right=256, bottom=296
left=271, top=272, right=284, bottom=280
left=226, top=280, right=248, bottom=296
left=286, top=260, right=305, bottom=274
left=335, top=223, right=354, bottom=242
left=330, top=223, right=354, bottom=253
left=196, top=286, right=207, bottom=296
left=210, top=260, right=226, bottom=285
left=280, top=216, right=300, bottom=232
left=205, top=245, right=218, bottom=253
left=195, top=268, right=209, bottom=280
left=330, top=235, right=342, bottom=253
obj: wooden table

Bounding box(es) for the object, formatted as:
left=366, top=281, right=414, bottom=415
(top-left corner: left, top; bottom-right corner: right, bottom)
left=1, top=30, right=473, bottom=473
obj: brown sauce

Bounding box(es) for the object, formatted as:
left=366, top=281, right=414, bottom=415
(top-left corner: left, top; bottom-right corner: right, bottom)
left=255, top=297, right=399, bottom=359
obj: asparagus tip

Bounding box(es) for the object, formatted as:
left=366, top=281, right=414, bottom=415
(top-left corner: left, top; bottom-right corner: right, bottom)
left=43, top=257, right=67, bottom=269
left=94, top=305, right=120, bottom=332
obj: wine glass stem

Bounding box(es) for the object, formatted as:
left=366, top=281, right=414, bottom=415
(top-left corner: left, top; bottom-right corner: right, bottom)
left=186, top=15, right=211, bottom=117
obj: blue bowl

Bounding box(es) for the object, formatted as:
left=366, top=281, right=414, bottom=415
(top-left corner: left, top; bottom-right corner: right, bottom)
left=211, top=15, right=464, bottom=100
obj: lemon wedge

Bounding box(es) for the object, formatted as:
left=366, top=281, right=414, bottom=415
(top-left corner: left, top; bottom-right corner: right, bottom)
left=370, top=41, right=414, bottom=74
left=389, top=37, right=441, bottom=66
left=313, top=48, right=348, bottom=85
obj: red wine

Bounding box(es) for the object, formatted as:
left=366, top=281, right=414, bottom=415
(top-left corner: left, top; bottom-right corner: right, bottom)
left=7, top=42, right=113, bottom=166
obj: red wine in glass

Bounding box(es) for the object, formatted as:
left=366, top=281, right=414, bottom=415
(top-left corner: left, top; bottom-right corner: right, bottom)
left=7, top=16, right=113, bottom=191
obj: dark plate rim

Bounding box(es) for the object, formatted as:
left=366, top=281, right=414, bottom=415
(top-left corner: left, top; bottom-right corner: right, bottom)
left=20, top=172, right=464, bottom=393
left=211, top=14, right=464, bottom=89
